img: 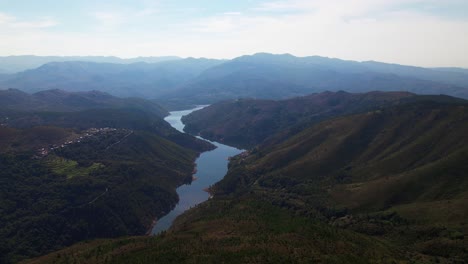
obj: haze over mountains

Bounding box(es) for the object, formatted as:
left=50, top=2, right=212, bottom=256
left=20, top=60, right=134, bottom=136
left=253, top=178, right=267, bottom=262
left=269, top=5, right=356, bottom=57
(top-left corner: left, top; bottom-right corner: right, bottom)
left=1, top=53, right=468, bottom=109
left=0, top=58, right=224, bottom=99
left=0, top=55, right=181, bottom=74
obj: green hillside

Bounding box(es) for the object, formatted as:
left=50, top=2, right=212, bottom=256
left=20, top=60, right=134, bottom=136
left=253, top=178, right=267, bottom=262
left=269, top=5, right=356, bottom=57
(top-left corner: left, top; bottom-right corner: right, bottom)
left=0, top=101, right=214, bottom=263
left=182, top=91, right=414, bottom=149
left=210, top=99, right=468, bottom=261
left=0, top=127, right=206, bottom=263
left=0, top=88, right=168, bottom=117
left=27, top=97, right=468, bottom=263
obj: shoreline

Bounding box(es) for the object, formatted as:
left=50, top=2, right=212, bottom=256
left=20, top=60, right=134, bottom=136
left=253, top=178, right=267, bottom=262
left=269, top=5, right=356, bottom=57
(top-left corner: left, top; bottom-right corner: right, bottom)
left=145, top=218, right=158, bottom=236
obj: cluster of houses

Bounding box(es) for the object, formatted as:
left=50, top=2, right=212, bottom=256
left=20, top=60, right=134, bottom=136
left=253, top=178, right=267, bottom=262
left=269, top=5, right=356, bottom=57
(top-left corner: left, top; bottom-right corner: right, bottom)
left=36, top=127, right=123, bottom=157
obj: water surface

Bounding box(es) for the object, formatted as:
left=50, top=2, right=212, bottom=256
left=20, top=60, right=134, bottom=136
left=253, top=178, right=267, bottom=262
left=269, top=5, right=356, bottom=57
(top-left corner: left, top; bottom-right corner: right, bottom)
left=151, top=107, right=243, bottom=234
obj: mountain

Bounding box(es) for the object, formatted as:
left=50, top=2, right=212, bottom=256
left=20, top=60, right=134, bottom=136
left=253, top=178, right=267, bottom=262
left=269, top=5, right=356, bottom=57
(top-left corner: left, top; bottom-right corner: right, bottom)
left=158, top=53, right=468, bottom=107
left=28, top=96, right=468, bottom=263
left=0, top=55, right=181, bottom=74
left=2, top=53, right=468, bottom=109
left=0, top=58, right=224, bottom=98
left=0, top=88, right=168, bottom=117
left=0, top=128, right=202, bottom=263
left=0, top=91, right=215, bottom=263
left=361, top=61, right=468, bottom=87
left=182, top=91, right=416, bottom=148
left=208, top=96, right=468, bottom=261
left=432, top=67, right=468, bottom=74
left=0, top=89, right=214, bottom=152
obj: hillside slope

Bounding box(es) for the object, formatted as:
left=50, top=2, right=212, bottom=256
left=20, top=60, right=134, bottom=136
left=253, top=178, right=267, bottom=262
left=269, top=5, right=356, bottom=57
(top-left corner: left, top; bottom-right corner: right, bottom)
left=182, top=91, right=415, bottom=148
left=28, top=96, right=468, bottom=263
left=0, top=89, right=168, bottom=117
left=0, top=99, right=214, bottom=263
left=210, top=98, right=468, bottom=261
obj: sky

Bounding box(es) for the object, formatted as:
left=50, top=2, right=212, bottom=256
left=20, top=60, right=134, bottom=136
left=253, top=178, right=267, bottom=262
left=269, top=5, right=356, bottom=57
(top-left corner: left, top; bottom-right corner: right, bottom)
left=0, top=0, right=468, bottom=67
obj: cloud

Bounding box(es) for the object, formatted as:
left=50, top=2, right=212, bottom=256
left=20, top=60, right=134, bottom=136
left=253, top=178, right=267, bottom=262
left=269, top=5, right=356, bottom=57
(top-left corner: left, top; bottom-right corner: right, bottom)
left=92, top=11, right=126, bottom=27
left=0, top=13, right=58, bottom=30
left=169, top=0, right=467, bottom=67
left=0, top=1, right=467, bottom=67
left=223, top=12, right=242, bottom=16
left=91, top=6, right=160, bottom=30
left=136, top=8, right=159, bottom=17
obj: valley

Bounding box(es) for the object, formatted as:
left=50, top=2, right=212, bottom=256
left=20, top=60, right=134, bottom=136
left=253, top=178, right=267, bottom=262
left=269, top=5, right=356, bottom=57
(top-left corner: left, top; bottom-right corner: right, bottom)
left=23, top=92, right=468, bottom=264
left=151, top=108, right=243, bottom=235
left=0, top=57, right=467, bottom=264
left=3, top=1, right=468, bottom=262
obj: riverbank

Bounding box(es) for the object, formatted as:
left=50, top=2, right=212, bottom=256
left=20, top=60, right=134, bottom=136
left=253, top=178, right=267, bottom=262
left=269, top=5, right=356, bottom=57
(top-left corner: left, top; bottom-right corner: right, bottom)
left=150, top=107, right=243, bottom=235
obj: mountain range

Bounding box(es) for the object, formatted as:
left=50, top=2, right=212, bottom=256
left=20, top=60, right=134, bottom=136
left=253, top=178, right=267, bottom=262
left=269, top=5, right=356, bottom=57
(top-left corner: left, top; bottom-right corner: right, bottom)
left=0, top=58, right=223, bottom=98
left=161, top=53, right=468, bottom=107
left=0, top=55, right=181, bottom=74
left=0, top=53, right=468, bottom=110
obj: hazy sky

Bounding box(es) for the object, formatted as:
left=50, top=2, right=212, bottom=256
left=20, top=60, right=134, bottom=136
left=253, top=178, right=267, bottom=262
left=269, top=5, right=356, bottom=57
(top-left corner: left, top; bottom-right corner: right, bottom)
left=1, top=0, right=467, bottom=67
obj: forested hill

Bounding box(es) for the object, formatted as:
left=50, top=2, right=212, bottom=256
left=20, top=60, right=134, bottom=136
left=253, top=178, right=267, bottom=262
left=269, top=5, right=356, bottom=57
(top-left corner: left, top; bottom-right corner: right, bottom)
left=182, top=91, right=416, bottom=149
left=0, top=88, right=168, bottom=117
left=27, top=95, right=468, bottom=263
left=0, top=93, right=214, bottom=263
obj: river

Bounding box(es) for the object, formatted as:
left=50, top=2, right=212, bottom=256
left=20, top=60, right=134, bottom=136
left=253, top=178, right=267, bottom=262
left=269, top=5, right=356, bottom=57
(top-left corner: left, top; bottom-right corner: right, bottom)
left=151, top=106, right=243, bottom=235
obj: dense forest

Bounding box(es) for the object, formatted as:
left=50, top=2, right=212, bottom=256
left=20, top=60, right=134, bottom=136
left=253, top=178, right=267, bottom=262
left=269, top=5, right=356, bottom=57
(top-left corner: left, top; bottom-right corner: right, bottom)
left=27, top=95, right=468, bottom=263
left=0, top=91, right=214, bottom=263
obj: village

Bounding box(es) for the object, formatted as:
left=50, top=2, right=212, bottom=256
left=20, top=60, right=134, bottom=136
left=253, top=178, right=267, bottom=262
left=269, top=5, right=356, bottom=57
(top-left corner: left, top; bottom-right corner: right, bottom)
left=36, top=127, right=131, bottom=157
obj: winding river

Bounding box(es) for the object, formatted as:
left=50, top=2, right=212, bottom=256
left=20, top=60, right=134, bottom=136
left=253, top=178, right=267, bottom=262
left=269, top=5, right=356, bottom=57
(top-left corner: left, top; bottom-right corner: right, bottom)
left=151, top=106, right=243, bottom=235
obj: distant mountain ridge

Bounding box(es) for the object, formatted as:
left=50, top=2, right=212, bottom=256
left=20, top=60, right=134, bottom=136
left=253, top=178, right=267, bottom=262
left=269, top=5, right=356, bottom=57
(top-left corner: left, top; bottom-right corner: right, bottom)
left=160, top=53, right=468, bottom=107
left=0, top=55, right=181, bottom=74
left=0, top=58, right=224, bottom=98
left=1, top=53, right=468, bottom=109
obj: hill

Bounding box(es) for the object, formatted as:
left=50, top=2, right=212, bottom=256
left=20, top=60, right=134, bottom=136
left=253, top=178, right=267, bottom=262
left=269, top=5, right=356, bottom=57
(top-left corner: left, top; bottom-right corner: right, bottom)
left=182, top=91, right=415, bottom=149
left=3, top=107, right=213, bottom=153
left=0, top=89, right=168, bottom=117
left=27, top=96, right=468, bottom=263
left=0, top=97, right=214, bottom=263
left=209, top=97, right=468, bottom=261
